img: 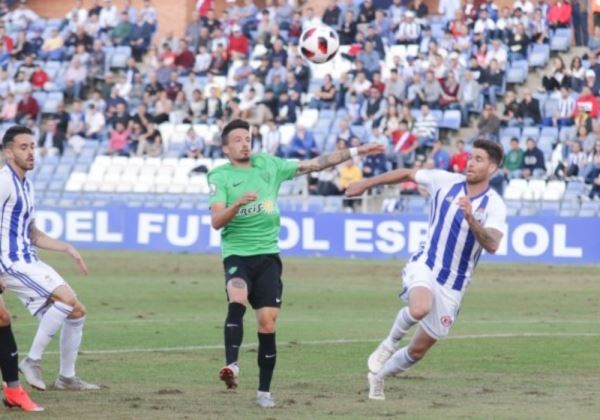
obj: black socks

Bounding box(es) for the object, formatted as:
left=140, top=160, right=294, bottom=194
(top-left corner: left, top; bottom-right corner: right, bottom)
left=224, top=303, right=246, bottom=365
left=257, top=332, right=276, bottom=392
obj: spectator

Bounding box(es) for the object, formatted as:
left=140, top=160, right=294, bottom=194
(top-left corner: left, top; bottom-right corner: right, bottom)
left=261, top=120, right=282, bottom=156
left=334, top=117, right=355, bottom=145
left=554, top=86, right=575, bottom=127
left=562, top=140, right=587, bottom=177
left=0, top=92, right=17, bottom=122
left=422, top=71, right=443, bottom=109
left=406, top=72, right=424, bottom=108
left=428, top=140, right=450, bottom=170
left=574, top=86, right=600, bottom=130
left=439, top=72, right=460, bottom=108
left=396, top=11, right=420, bottom=45
left=85, top=103, right=106, bottom=139
left=111, top=10, right=133, bottom=45
left=481, top=59, right=504, bottom=106
left=67, top=100, right=86, bottom=138
left=504, top=137, right=524, bottom=179
left=99, top=0, right=119, bottom=32
left=5, top=1, right=38, bottom=31
left=129, top=13, right=153, bottom=61
left=338, top=10, right=357, bottom=45
left=64, top=57, right=87, bottom=100
left=517, top=88, right=542, bottom=126
left=108, top=121, right=131, bottom=156
left=321, top=0, right=341, bottom=27
left=569, top=57, right=585, bottom=92
left=484, top=39, right=507, bottom=69
left=522, top=137, right=547, bottom=178
left=180, top=127, right=205, bottom=159
left=40, top=28, right=65, bottom=61
left=457, top=70, right=482, bottom=126
left=547, top=0, right=572, bottom=30
left=338, top=158, right=363, bottom=211
left=450, top=139, right=469, bottom=173
left=384, top=68, right=405, bottom=102
left=361, top=86, right=386, bottom=130
left=390, top=119, right=417, bottom=168
left=288, top=124, right=319, bottom=158
left=136, top=121, right=162, bottom=157
left=542, top=57, right=571, bottom=92
left=413, top=104, right=438, bottom=149
left=475, top=104, right=501, bottom=142
left=357, top=41, right=381, bottom=79
left=38, top=120, right=66, bottom=157
left=30, top=64, right=48, bottom=90
left=588, top=25, right=600, bottom=50
left=174, top=39, right=195, bottom=73
left=204, top=86, right=223, bottom=122
left=16, top=90, right=38, bottom=123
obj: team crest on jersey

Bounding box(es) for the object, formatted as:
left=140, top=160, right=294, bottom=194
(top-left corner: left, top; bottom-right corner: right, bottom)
left=440, top=316, right=453, bottom=327
left=473, top=208, right=486, bottom=224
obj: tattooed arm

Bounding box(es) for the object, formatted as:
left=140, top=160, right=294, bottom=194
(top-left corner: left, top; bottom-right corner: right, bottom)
left=295, top=143, right=385, bottom=177
left=457, top=197, right=503, bottom=254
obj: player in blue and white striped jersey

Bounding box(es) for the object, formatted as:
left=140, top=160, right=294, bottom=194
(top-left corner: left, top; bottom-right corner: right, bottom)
left=346, top=139, right=506, bottom=401
left=0, top=126, right=99, bottom=392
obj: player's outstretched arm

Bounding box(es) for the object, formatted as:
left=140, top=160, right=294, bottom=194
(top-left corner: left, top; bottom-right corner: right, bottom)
left=29, top=221, right=89, bottom=275
left=345, top=168, right=418, bottom=197
left=210, top=192, right=257, bottom=230
left=295, top=143, right=385, bottom=176
left=457, top=197, right=503, bottom=254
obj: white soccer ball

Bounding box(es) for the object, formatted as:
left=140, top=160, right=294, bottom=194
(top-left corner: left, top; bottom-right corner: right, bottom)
left=299, top=25, right=340, bottom=64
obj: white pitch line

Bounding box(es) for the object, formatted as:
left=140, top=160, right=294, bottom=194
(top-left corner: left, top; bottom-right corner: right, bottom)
left=43, top=333, right=600, bottom=356
left=11, top=317, right=600, bottom=328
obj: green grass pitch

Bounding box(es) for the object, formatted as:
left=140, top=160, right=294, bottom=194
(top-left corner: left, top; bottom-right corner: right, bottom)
left=2, top=251, right=599, bottom=419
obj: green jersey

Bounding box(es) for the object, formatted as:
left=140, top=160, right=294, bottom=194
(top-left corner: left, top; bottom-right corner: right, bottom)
left=207, top=153, right=299, bottom=258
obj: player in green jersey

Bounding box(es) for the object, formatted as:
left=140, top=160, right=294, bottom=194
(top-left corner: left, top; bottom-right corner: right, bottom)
left=208, top=119, right=384, bottom=408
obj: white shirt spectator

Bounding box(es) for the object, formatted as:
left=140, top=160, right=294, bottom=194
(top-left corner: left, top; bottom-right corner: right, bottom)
left=396, top=21, right=421, bottom=42
left=474, top=17, right=496, bottom=34
left=66, top=6, right=88, bottom=25
left=485, top=46, right=508, bottom=68
left=141, top=4, right=157, bottom=22
left=262, top=129, right=281, bottom=155
left=352, top=76, right=372, bottom=96
left=64, top=63, right=87, bottom=84
left=242, top=81, right=265, bottom=102
left=513, top=0, right=534, bottom=14
left=558, top=95, right=575, bottom=118
left=414, top=112, right=438, bottom=138
left=99, top=4, right=119, bottom=28
left=438, top=0, right=461, bottom=22
left=86, top=110, right=106, bottom=135
left=0, top=76, right=14, bottom=99
left=194, top=51, right=212, bottom=74
left=12, top=81, right=31, bottom=98
left=5, top=6, right=38, bottom=30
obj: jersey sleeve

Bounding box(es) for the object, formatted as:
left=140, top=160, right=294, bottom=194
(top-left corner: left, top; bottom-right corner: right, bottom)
left=415, top=169, right=465, bottom=195
left=268, top=154, right=299, bottom=183
left=0, top=173, right=10, bottom=204
left=484, top=195, right=507, bottom=232
left=207, top=170, right=227, bottom=206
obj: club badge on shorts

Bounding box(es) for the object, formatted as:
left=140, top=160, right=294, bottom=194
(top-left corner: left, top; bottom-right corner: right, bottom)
left=440, top=315, right=453, bottom=327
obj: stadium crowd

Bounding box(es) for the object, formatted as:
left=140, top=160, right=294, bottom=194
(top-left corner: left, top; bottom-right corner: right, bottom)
left=0, top=0, right=598, bottom=202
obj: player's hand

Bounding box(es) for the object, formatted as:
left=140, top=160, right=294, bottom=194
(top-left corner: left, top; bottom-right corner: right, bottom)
left=345, top=180, right=369, bottom=197
left=457, top=196, right=473, bottom=221
left=357, top=143, right=386, bottom=156
left=67, top=245, right=89, bottom=275
left=235, top=193, right=258, bottom=207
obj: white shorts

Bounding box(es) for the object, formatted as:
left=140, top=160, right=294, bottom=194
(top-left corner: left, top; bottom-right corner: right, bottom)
left=400, top=261, right=461, bottom=340
left=0, top=260, right=67, bottom=316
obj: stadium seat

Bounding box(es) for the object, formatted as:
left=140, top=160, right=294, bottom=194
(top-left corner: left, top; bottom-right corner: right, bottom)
left=523, top=179, right=546, bottom=200
left=440, top=110, right=461, bottom=130
left=504, top=179, right=527, bottom=200
left=522, top=126, right=540, bottom=141
left=278, top=124, right=296, bottom=146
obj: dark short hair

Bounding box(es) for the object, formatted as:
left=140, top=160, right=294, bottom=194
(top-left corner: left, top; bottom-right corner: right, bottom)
left=221, top=119, right=250, bottom=145
left=2, top=125, right=33, bottom=148
left=473, top=139, right=503, bottom=167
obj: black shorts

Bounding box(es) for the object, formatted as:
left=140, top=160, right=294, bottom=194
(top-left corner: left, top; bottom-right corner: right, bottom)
left=223, top=254, right=283, bottom=310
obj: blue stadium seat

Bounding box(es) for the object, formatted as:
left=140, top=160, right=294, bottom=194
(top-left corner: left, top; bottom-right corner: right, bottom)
left=522, top=126, right=540, bottom=141
left=439, top=110, right=461, bottom=131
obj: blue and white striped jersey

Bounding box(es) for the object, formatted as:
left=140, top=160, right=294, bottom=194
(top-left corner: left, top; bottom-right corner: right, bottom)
left=0, top=164, right=38, bottom=273
left=410, top=169, right=506, bottom=294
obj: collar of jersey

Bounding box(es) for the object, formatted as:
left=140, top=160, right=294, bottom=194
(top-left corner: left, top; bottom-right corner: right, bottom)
left=461, top=181, right=490, bottom=200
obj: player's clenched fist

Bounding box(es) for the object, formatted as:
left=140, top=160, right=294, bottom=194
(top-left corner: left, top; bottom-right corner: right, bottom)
left=457, top=196, right=473, bottom=219
left=345, top=181, right=368, bottom=197
left=235, top=192, right=258, bottom=207
left=357, top=143, right=386, bottom=156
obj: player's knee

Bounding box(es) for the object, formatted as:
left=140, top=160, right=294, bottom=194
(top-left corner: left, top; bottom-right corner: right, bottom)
left=408, top=303, right=431, bottom=321
left=0, top=309, right=11, bottom=326
left=408, top=346, right=428, bottom=361
left=258, top=319, right=276, bottom=333
left=69, top=302, right=87, bottom=319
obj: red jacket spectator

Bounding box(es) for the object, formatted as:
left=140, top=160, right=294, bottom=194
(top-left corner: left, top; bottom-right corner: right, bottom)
left=450, top=150, right=469, bottom=173
left=228, top=27, right=249, bottom=56
left=30, top=69, right=49, bottom=89
left=17, top=95, right=39, bottom=120
left=109, top=128, right=130, bottom=154
left=392, top=130, right=417, bottom=153
left=547, top=1, right=572, bottom=26
left=175, top=50, right=195, bottom=69
left=574, top=91, right=600, bottom=118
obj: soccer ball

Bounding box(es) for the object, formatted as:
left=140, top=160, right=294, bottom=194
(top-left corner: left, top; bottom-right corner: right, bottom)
left=299, top=25, right=340, bottom=64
